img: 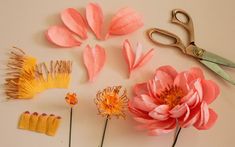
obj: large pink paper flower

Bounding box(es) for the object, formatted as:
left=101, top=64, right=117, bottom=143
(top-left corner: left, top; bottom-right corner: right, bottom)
left=129, top=65, right=220, bottom=135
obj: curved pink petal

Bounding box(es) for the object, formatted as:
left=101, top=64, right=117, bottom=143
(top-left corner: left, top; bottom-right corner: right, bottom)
left=180, top=104, right=200, bottom=128
left=131, top=95, right=157, bottom=111
left=181, top=90, right=199, bottom=108
left=106, top=7, right=143, bottom=38
left=83, top=44, right=106, bottom=82
left=189, top=67, right=205, bottom=81
left=196, top=108, right=218, bottom=130
left=194, top=102, right=209, bottom=128
left=149, top=105, right=169, bottom=121
left=122, top=39, right=135, bottom=72
left=133, top=48, right=154, bottom=69
left=170, top=104, right=188, bottom=118
left=86, top=3, right=103, bottom=39
left=157, top=65, right=178, bottom=79
left=148, top=122, right=176, bottom=136
left=61, top=8, right=88, bottom=39
left=191, top=79, right=203, bottom=102
left=201, top=80, right=220, bottom=104
left=155, top=70, right=174, bottom=89
left=174, top=72, right=190, bottom=93
left=46, top=25, right=81, bottom=47
left=133, top=82, right=148, bottom=96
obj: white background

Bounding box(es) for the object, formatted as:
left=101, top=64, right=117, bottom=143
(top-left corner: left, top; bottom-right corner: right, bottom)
left=0, top=0, right=235, bottom=147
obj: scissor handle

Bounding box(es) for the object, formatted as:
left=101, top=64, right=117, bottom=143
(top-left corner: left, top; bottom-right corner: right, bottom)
left=171, top=9, right=195, bottom=43
left=147, top=28, right=186, bottom=52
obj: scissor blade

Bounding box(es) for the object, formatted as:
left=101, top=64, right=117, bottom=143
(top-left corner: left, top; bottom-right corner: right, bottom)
left=200, top=60, right=235, bottom=85
left=202, top=50, right=235, bottom=68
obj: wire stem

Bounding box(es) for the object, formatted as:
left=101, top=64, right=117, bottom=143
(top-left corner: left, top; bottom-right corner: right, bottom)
left=69, top=108, right=73, bottom=147
left=172, top=127, right=181, bottom=147
left=100, top=116, right=109, bottom=147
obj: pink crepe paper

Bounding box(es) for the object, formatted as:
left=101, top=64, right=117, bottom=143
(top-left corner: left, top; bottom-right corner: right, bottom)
left=61, top=8, right=88, bottom=40
left=122, top=39, right=154, bottom=78
left=83, top=44, right=106, bottom=82
left=46, top=25, right=81, bottom=47
left=86, top=3, right=104, bottom=40
left=106, top=7, right=144, bottom=39
left=128, top=66, right=220, bottom=136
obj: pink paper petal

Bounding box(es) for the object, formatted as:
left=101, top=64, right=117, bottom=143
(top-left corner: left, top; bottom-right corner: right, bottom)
left=122, top=40, right=154, bottom=78
left=133, top=82, right=148, bottom=96
left=61, top=8, right=88, bottom=39
left=86, top=3, right=103, bottom=40
left=83, top=44, right=106, bottom=82
left=46, top=25, right=81, bottom=47
left=157, top=65, right=178, bottom=79
left=122, top=39, right=135, bottom=71
left=133, top=48, right=154, bottom=69
left=149, top=105, right=170, bottom=121
left=202, top=80, right=220, bottom=104
left=107, top=7, right=143, bottom=38
left=196, top=108, right=218, bottom=130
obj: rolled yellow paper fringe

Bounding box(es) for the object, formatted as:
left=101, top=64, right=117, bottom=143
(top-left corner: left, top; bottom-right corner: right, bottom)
left=29, top=112, right=39, bottom=131
left=18, top=111, right=61, bottom=136
left=46, top=116, right=61, bottom=136
left=18, top=111, right=30, bottom=130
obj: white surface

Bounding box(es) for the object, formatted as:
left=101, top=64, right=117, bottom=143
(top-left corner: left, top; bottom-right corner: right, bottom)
left=0, top=0, right=235, bottom=147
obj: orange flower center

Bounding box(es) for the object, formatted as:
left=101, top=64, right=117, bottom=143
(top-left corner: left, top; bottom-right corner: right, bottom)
left=157, top=85, right=185, bottom=109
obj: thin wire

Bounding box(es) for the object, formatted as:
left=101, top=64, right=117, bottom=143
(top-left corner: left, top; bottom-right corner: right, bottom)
left=100, top=116, right=109, bottom=147
left=172, top=127, right=182, bottom=147
left=69, top=108, right=73, bottom=147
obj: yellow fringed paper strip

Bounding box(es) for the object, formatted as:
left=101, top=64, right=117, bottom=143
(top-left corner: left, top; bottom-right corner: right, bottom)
left=5, top=47, right=72, bottom=99
left=46, top=115, right=61, bottom=136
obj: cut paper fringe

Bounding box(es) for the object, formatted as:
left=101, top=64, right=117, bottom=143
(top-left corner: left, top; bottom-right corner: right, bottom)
left=46, top=25, right=81, bottom=47
left=18, top=111, right=61, bottom=136
left=83, top=45, right=106, bottom=82
left=46, top=3, right=144, bottom=46
left=5, top=47, right=72, bottom=99
left=105, top=7, right=144, bottom=39
left=86, top=3, right=104, bottom=40
left=61, top=8, right=88, bottom=40
left=122, top=39, right=154, bottom=78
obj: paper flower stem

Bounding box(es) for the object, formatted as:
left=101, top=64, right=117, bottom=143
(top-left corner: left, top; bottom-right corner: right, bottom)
left=69, top=108, right=73, bottom=147
left=172, top=127, right=182, bottom=147
left=100, top=116, right=109, bottom=147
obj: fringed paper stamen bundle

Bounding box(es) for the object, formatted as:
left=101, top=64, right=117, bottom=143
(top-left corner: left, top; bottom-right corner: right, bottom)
left=5, top=47, right=72, bottom=99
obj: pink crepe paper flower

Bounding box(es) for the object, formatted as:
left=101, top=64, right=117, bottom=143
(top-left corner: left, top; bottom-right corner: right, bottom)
left=129, top=65, right=220, bottom=137
left=83, top=44, right=106, bottom=82
left=122, top=39, right=154, bottom=78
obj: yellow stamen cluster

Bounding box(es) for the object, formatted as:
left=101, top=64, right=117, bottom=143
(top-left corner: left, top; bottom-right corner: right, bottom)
left=157, top=85, right=185, bottom=109
left=95, top=86, right=128, bottom=119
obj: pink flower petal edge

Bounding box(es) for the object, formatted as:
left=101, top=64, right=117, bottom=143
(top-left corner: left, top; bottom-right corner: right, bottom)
left=45, top=25, right=81, bottom=48
left=83, top=44, right=106, bottom=82
left=106, top=7, right=144, bottom=39
left=122, top=39, right=154, bottom=78
left=86, top=3, right=104, bottom=40
left=128, top=65, right=220, bottom=136
left=61, top=8, right=88, bottom=40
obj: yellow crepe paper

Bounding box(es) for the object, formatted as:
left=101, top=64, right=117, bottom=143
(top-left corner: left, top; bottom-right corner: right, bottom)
left=5, top=47, right=72, bottom=99
left=18, top=111, right=61, bottom=136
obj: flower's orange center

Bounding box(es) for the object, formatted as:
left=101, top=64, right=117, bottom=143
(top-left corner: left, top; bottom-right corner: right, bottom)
left=157, top=85, right=185, bottom=109
left=102, top=93, right=120, bottom=111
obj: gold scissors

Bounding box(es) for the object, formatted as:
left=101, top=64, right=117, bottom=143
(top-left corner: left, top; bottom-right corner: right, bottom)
left=147, top=9, right=235, bottom=85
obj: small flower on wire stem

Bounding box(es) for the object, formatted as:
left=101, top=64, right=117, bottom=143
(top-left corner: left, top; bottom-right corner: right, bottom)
left=65, top=93, right=78, bottom=107
left=95, top=86, right=128, bottom=119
